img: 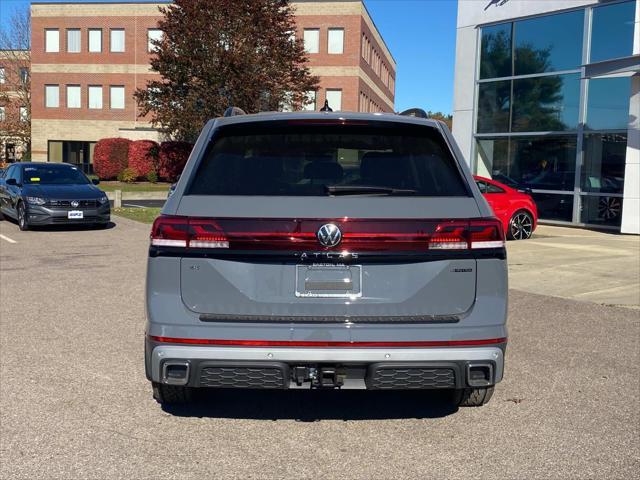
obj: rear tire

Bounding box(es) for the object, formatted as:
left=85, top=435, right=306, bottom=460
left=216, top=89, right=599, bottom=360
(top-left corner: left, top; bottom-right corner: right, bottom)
left=453, top=386, right=495, bottom=407
left=507, top=210, right=533, bottom=240
left=152, top=382, right=192, bottom=405
left=17, top=203, right=29, bottom=231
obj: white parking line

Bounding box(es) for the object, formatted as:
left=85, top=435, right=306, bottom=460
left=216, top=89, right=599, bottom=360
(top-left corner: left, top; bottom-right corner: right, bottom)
left=0, top=234, right=17, bottom=244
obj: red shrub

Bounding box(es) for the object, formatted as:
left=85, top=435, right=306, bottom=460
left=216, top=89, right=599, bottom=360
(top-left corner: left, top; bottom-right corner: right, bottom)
left=128, top=140, right=159, bottom=178
left=93, top=138, right=131, bottom=180
left=158, top=141, right=193, bottom=182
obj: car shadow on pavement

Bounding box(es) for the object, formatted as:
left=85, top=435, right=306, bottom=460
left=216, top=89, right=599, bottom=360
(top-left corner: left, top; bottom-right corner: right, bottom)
left=161, top=388, right=459, bottom=421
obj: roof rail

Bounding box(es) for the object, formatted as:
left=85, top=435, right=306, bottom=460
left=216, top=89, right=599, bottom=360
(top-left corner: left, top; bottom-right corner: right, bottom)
left=223, top=106, right=247, bottom=117
left=399, top=108, right=428, bottom=119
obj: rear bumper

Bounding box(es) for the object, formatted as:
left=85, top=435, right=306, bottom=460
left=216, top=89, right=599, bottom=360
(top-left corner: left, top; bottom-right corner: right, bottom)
left=147, top=343, right=505, bottom=390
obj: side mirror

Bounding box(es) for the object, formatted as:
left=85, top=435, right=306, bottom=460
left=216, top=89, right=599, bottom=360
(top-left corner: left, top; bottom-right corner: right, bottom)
left=5, top=178, right=17, bottom=186
left=92, top=178, right=100, bottom=185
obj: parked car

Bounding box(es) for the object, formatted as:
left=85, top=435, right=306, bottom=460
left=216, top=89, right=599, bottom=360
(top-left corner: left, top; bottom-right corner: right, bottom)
left=0, top=162, right=110, bottom=230
left=474, top=175, right=538, bottom=240
left=145, top=110, right=508, bottom=407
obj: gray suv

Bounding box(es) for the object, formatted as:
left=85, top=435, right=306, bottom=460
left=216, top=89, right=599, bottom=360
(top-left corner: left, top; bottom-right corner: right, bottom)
left=145, top=111, right=508, bottom=407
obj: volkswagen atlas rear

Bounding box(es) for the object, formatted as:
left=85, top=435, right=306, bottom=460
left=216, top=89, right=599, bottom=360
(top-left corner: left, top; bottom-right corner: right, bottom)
left=145, top=112, right=508, bottom=407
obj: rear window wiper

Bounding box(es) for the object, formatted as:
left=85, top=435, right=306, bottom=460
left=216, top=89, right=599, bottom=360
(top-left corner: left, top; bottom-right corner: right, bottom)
left=325, top=185, right=418, bottom=196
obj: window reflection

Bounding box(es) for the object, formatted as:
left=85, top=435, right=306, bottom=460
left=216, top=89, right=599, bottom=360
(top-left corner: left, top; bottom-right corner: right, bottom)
left=477, top=81, right=511, bottom=133
left=512, top=74, right=581, bottom=132
left=591, top=1, right=636, bottom=63
left=480, top=23, right=512, bottom=79
left=581, top=195, right=623, bottom=226
left=582, top=133, right=627, bottom=194
left=514, top=10, right=584, bottom=75
left=586, top=77, right=631, bottom=131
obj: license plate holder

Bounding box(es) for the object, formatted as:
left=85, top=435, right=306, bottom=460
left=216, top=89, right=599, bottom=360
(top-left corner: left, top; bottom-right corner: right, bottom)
left=295, top=264, right=362, bottom=298
left=68, top=210, right=84, bottom=219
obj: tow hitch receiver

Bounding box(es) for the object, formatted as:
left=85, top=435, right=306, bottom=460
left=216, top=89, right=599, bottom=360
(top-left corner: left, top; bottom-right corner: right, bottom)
left=314, top=366, right=345, bottom=388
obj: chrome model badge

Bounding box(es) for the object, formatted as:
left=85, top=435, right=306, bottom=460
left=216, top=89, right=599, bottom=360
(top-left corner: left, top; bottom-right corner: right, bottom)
left=317, top=223, right=342, bottom=247
left=70, top=200, right=79, bottom=208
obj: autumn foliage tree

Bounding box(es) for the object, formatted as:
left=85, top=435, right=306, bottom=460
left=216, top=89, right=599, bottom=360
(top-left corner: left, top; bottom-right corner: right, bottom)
left=135, top=0, right=319, bottom=142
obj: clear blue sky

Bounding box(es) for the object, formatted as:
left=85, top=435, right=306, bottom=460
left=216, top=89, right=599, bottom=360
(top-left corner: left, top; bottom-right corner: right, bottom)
left=0, top=0, right=458, bottom=113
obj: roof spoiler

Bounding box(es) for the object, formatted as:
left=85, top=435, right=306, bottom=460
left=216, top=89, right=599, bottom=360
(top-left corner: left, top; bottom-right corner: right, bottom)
left=399, top=108, right=428, bottom=119
left=223, top=106, right=247, bottom=117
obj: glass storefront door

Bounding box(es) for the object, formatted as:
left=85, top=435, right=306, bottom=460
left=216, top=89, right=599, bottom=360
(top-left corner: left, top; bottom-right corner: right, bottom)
left=48, top=140, right=97, bottom=174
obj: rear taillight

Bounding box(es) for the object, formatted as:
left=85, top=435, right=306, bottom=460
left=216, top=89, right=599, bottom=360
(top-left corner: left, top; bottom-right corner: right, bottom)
left=150, top=216, right=505, bottom=251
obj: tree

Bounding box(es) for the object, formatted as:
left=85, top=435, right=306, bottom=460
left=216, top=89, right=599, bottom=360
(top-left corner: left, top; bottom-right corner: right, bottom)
left=0, top=8, right=31, bottom=160
left=426, top=111, right=453, bottom=130
left=135, top=0, right=319, bottom=142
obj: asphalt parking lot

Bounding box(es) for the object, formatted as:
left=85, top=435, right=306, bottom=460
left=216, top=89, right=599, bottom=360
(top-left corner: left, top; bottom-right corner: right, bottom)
left=0, top=217, right=638, bottom=479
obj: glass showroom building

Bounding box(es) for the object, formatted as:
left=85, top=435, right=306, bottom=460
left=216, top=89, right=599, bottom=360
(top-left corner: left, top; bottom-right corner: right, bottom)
left=453, top=0, right=639, bottom=233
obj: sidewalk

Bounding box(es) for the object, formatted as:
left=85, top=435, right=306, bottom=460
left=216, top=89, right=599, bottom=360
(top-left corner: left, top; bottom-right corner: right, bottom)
left=507, top=225, right=640, bottom=308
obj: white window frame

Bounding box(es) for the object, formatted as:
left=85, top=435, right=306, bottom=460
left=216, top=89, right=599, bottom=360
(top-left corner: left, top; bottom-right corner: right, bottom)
left=110, top=85, right=125, bottom=110
left=67, top=85, right=81, bottom=109
left=303, top=29, right=320, bottom=54
left=88, top=29, right=102, bottom=53
left=0, top=67, right=5, bottom=84
left=66, top=29, right=81, bottom=53
left=327, top=28, right=344, bottom=54
left=303, top=90, right=317, bottom=111
left=45, top=84, right=60, bottom=108
left=0, top=106, right=5, bottom=122
left=45, top=29, right=60, bottom=53
left=19, top=107, right=27, bottom=122
left=110, top=29, right=125, bottom=53
left=325, top=89, right=342, bottom=112
left=88, top=85, right=103, bottom=109
left=147, top=29, right=163, bottom=52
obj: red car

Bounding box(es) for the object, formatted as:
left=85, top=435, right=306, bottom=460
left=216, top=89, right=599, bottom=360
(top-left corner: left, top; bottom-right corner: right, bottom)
left=474, top=175, right=538, bottom=240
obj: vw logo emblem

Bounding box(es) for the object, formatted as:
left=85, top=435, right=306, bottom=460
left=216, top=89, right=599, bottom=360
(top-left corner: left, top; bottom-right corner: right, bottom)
left=70, top=200, right=79, bottom=208
left=317, top=223, right=342, bottom=247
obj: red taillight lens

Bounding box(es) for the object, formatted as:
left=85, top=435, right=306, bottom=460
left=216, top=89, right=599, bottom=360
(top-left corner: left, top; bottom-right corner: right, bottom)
left=469, top=219, right=505, bottom=249
left=151, top=216, right=230, bottom=249
left=150, top=217, right=505, bottom=251
left=150, top=216, right=189, bottom=247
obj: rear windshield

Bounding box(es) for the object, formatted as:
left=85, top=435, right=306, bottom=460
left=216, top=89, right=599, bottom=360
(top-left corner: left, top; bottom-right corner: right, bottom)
left=187, top=121, right=469, bottom=197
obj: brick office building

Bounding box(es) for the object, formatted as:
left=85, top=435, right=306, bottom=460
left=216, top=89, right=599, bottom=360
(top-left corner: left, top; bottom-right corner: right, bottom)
left=0, top=50, right=30, bottom=162
left=29, top=0, right=396, bottom=170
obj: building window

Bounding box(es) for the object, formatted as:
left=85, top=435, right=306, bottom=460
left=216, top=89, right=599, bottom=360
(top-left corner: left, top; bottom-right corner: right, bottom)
left=302, top=90, right=316, bottom=111
left=590, top=0, right=636, bottom=63
left=513, top=10, right=584, bottom=75
left=0, top=106, right=5, bottom=122
left=110, top=29, right=125, bottom=52
left=325, top=89, right=342, bottom=111
left=67, top=85, right=81, bottom=108
left=148, top=29, right=163, bottom=52
left=20, top=68, right=28, bottom=84
left=586, top=77, right=631, bottom=131
left=110, top=86, right=125, bottom=109
left=581, top=133, right=627, bottom=195
left=327, top=28, right=344, bottom=54
left=512, top=73, right=581, bottom=132
left=88, top=86, right=103, bottom=109
left=479, top=23, right=512, bottom=80
left=19, top=107, right=27, bottom=122
left=0, top=67, right=4, bottom=84
left=303, top=29, right=319, bottom=54
left=45, top=29, right=60, bottom=53
left=45, top=85, right=60, bottom=108
left=89, top=29, right=102, bottom=53
left=67, top=29, right=81, bottom=53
